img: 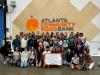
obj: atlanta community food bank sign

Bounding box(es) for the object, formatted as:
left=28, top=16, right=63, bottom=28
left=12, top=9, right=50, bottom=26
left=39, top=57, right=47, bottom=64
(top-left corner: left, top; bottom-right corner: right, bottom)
left=26, top=18, right=75, bottom=32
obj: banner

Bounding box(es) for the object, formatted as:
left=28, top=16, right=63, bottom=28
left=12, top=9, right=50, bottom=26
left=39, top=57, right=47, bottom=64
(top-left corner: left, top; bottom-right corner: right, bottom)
left=44, top=53, right=62, bottom=65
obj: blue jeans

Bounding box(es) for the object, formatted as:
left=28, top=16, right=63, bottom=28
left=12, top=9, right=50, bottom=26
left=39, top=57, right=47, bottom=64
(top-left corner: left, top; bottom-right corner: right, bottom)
left=29, top=59, right=36, bottom=66
left=20, top=61, right=28, bottom=68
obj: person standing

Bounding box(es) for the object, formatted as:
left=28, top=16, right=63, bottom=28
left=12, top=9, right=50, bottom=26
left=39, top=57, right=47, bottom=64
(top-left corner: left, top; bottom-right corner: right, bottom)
left=12, top=35, right=21, bottom=50
left=27, top=36, right=34, bottom=49
left=68, top=32, right=75, bottom=51
left=20, top=36, right=27, bottom=52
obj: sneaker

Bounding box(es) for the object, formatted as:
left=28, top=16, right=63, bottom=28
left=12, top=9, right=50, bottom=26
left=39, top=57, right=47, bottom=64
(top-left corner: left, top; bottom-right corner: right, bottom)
left=4, top=61, right=6, bottom=64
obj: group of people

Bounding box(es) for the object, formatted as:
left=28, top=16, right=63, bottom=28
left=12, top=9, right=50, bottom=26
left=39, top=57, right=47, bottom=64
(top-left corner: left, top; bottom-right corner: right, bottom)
left=3, top=31, right=94, bottom=70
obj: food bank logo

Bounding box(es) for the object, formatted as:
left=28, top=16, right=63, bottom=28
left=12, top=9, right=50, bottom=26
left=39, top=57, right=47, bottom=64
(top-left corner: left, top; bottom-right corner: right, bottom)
left=41, top=18, right=75, bottom=31
left=26, top=18, right=75, bottom=32
left=26, top=19, right=39, bottom=32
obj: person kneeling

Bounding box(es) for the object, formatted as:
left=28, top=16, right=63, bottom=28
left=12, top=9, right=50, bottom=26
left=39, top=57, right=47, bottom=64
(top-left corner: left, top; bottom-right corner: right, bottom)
left=29, top=47, right=36, bottom=67
left=66, top=48, right=74, bottom=66
left=83, top=50, right=94, bottom=70
left=42, top=46, right=51, bottom=67
left=79, top=53, right=87, bottom=70
left=20, top=48, right=30, bottom=68
left=13, top=47, right=20, bottom=67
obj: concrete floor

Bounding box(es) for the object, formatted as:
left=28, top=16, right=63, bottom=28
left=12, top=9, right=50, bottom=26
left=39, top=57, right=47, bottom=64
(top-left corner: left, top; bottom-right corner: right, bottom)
left=0, top=55, right=100, bottom=75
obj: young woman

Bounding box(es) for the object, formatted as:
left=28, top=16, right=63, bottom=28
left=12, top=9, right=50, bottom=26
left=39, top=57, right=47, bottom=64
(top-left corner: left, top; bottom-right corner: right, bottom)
left=13, top=47, right=20, bottom=66
left=53, top=38, right=59, bottom=50
left=71, top=53, right=81, bottom=70
left=62, top=39, right=68, bottom=65
left=29, top=47, right=36, bottom=67
left=83, top=50, right=94, bottom=70
left=49, top=38, right=54, bottom=51
left=43, top=39, right=49, bottom=50
left=42, top=46, right=51, bottom=67
left=66, top=48, right=74, bottom=66
left=42, top=46, right=51, bottom=55
left=36, top=47, right=43, bottom=67
left=79, top=53, right=87, bottom=70
left=0, top=41, right=11, bottom=64
left=58, top=38, right=63, bottom=50
left=63, top=39, right=68, bottom=52
left=20, top=36, right=27, bottom=52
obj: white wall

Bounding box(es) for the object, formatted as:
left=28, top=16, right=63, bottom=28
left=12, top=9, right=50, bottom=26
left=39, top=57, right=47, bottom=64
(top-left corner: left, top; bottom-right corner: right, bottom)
left=6, top=0, right=100, bottom=56
left=6, top=0, right=32, bottom=37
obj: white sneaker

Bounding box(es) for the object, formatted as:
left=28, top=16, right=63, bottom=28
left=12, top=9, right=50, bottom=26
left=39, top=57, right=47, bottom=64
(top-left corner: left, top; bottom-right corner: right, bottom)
left=4, top=61, right=6, bottom=64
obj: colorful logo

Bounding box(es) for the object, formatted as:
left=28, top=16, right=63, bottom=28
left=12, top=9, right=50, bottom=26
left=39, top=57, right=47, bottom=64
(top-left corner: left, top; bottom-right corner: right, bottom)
left=26, top=19, right=39, bottom=32
left=26, top=18, right=75, bottom=32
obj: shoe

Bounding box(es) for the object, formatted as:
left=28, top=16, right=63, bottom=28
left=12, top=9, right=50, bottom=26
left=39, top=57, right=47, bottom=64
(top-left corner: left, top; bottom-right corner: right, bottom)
left=4, top=61, right=6, bottom=64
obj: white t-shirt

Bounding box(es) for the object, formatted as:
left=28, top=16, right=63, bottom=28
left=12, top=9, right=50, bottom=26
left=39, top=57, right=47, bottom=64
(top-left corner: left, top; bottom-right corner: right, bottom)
left=71, top=57, right=79, bottom=64
left=42, top=51, right=51, bottom=55
left=13, top=51, right=20, bottom=56
left=39, top=41, right=43, bottom=46
left=29, top=51, right=35, bottom=59
left=21, top=51, right=30, bottom=62
left=63, top=40, right=68, bottom=47
left=21, top=38, right=27, bottom=48
left=80, top=37, right=85, bottom=43
left=84, top=41, right=89, bottom=47
left=43, top=41, right=49, bottom=50
left=13, top=51, right=20, bottom=60
left=59, top=40, right=63, bottom=45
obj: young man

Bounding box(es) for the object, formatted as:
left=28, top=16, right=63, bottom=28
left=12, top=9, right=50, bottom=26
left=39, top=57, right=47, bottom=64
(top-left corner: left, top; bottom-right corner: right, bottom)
left=20, top=48, right=30, bottom=68
left=67, top=32, right=75, bottom=51
left=21, top=36, right=27, bottom=52
left=27, top=37, right=34, bottom=49
left=12, top=35, right=21, bottom=50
